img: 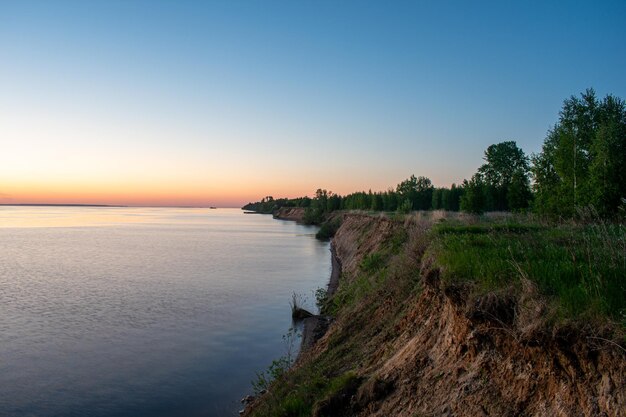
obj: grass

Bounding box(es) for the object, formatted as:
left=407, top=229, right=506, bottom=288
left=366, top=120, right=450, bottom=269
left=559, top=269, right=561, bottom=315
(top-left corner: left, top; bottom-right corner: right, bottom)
left=431, top=219, right=626, bottom=326
left=249, top=364, right=361, bottom=417
left=326, top=262, right=383, bottom=316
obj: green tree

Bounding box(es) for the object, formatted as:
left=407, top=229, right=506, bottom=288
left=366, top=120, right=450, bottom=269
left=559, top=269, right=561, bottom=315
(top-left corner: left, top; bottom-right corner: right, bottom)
left=396, top=175, right=433, bottom=211
left=304, top=189, right=330, bottom=224
left=531, top=129, right=561, bottom=215
left=441, top=183, right=463, bottom=211
left=589, top=95, right=626, bottom=216
left=327, top=193, right=342, bottom=212
left=532, top=89, right=626, bottom=217
left=460, top=174, right=485, bottom=214
left=432, top=188, right=443, bottom=210
left=415, top=176, right=434, bottom=210
left=478, top=141, right=531, bottom=211
left=397, top=199, right=412, bottom=214
left=370, top=192, right=383, bottom=211
left=508, top=170, right=532, bottom=211
left=381, top=190, right=398, bottom=211
left=397, top=176, right=417, bottom=212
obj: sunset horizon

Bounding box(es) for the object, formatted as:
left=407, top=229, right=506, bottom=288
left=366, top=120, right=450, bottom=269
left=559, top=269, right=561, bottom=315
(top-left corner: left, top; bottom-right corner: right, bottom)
left=3, top=1, right=625, bottom=208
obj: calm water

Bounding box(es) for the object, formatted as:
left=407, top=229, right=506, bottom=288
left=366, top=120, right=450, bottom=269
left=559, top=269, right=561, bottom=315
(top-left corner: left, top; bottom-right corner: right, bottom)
left=0, top=207, right=330, bottom=417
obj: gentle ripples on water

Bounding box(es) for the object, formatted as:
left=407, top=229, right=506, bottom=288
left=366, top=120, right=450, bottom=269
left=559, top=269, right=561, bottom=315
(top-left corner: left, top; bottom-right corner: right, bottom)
left=0, top=207, right=330, bottom=416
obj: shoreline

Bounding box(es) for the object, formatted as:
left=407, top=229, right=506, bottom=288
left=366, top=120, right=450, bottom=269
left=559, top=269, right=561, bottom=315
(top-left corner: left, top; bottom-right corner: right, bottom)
left=239, top=210, right=335, bottom=414
left=299, top=243, right=341, bottom=352
left=237, top=208, right=338, bottom=355
left=327, top=243, right=341, bottom=297
left=241, top=208, right=338, bottom=354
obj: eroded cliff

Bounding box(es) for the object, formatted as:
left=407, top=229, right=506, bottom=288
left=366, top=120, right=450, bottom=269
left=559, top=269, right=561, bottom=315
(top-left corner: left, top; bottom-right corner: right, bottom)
left=273, top=207, right=306, bottom=222
left=246, top=213, right=625, bottom=417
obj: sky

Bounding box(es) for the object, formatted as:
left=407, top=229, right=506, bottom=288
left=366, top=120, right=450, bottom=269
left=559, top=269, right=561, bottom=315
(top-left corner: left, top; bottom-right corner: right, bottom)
left=1, top=1, right=625, bottom=207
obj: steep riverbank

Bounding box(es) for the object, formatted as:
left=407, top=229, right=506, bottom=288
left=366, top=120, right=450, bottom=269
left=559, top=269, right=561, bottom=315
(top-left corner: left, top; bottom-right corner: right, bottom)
left=299, top=245, right=341, bottom=353
left=245, top=212, right=626, bottom=417
left=272, top=207, right=306, bottom=222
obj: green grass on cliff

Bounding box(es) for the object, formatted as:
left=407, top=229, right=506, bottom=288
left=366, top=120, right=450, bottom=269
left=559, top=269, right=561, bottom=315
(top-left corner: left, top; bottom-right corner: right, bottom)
left=431, top=219, right=626, bottom=326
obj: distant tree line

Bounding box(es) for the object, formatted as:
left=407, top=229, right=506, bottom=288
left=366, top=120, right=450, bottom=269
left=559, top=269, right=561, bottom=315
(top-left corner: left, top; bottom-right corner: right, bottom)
left=243, top=89, right=625, bottom=220
left=242, top=195, right=311, bottom=214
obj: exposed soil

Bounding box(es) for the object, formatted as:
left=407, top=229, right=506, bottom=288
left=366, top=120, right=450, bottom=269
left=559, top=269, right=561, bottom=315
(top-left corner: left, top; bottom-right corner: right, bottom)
left=273, top=207, right=306, bottom=222
left=327, top=244, right=342, bottom=297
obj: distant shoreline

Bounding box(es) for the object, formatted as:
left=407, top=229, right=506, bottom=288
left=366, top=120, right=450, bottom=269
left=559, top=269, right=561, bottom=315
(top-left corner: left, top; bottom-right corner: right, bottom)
left=0, top=204, right=123, bottom=207
left=0, top=204, right=235, bottom=208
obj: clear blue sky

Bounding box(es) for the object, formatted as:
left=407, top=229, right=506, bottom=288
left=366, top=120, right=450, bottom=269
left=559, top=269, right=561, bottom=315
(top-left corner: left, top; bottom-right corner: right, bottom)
left=1, top=1, right=625, bottom=206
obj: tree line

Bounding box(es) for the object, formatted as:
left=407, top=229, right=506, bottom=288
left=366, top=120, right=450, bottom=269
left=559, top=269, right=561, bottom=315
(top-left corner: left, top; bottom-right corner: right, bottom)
left=243, top=89, right=625, bottom=220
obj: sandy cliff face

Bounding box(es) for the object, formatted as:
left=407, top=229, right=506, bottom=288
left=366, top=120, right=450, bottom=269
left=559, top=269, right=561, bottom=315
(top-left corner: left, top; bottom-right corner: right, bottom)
left=326, top=214, right=625, bottom=417
left=273, top=207, right=306, bottom=222
left=351, top=276, right=625, bottom=417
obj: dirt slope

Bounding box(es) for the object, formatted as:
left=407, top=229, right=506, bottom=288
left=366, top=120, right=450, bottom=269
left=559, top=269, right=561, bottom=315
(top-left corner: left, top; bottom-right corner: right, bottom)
left=273, top=207, right=306, bottom=222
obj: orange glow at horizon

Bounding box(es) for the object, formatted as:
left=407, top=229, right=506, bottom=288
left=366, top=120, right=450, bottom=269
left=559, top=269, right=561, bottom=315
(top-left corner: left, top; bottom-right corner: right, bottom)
left=1, top=167, right=455, bottom=207
left=0, top=177, right=340, bottom=208
left=0, top=88, right=459, bottom=208
left=0, top=183, right=296, bottom=208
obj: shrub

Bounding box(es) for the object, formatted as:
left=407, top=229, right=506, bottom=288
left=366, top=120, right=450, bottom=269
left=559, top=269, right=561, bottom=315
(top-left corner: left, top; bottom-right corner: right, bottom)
left=397, top=199, right=412, bottom=214
left=316, top=217, right=342, bottom=240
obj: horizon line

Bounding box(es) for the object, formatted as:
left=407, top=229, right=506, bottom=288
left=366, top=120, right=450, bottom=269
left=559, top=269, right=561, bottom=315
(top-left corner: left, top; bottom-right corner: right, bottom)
left=0, top=204, right=241, bottom=209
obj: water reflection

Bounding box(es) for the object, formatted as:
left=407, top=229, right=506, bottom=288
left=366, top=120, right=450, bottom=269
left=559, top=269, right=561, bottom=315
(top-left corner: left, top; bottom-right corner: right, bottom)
left=0, top=208, right=330, bottom=416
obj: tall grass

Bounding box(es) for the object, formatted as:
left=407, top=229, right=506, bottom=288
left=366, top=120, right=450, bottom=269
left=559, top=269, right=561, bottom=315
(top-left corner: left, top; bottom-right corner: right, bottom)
left=432, top=219, right=626, bottom=326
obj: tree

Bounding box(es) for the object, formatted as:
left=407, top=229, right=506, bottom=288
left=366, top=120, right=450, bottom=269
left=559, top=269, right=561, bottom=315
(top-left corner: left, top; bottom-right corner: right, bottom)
left=415, top=176, right=434, bottom=210
left=397, top=199, right=412, bottom=214
left=508, top=170, right=532, bottom=211
left=432, top=188, right=443, bottom=210
left=589, top=95, right=626, bottom=216
left=553, top=89, right=597, bottom=210
left=478, top=141, right=531, bottom=211
left=370, top=193, right=383, bottom=211
left=381, top=190, right=398, bottom=211
left=327, top=193, right=342, bottom=212
left=396, top=175, right=434, bottom=211
left=479, top=141, right=529, bottom=187
left=304, top=189, right=330, bottom=224
left=460, top=174, right=486, bottom=214
left=532, top=89, right=626, bottom=217
left=441, top=183, right=463, bottom=211
left=531, top=128, right=561, bottom=215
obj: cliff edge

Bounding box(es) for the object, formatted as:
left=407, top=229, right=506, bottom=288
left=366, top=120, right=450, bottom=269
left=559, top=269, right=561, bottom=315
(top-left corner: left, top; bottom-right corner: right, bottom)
left=246, top=213, right=625, bottom=417
left=273, top=207, right=306, bottom=222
